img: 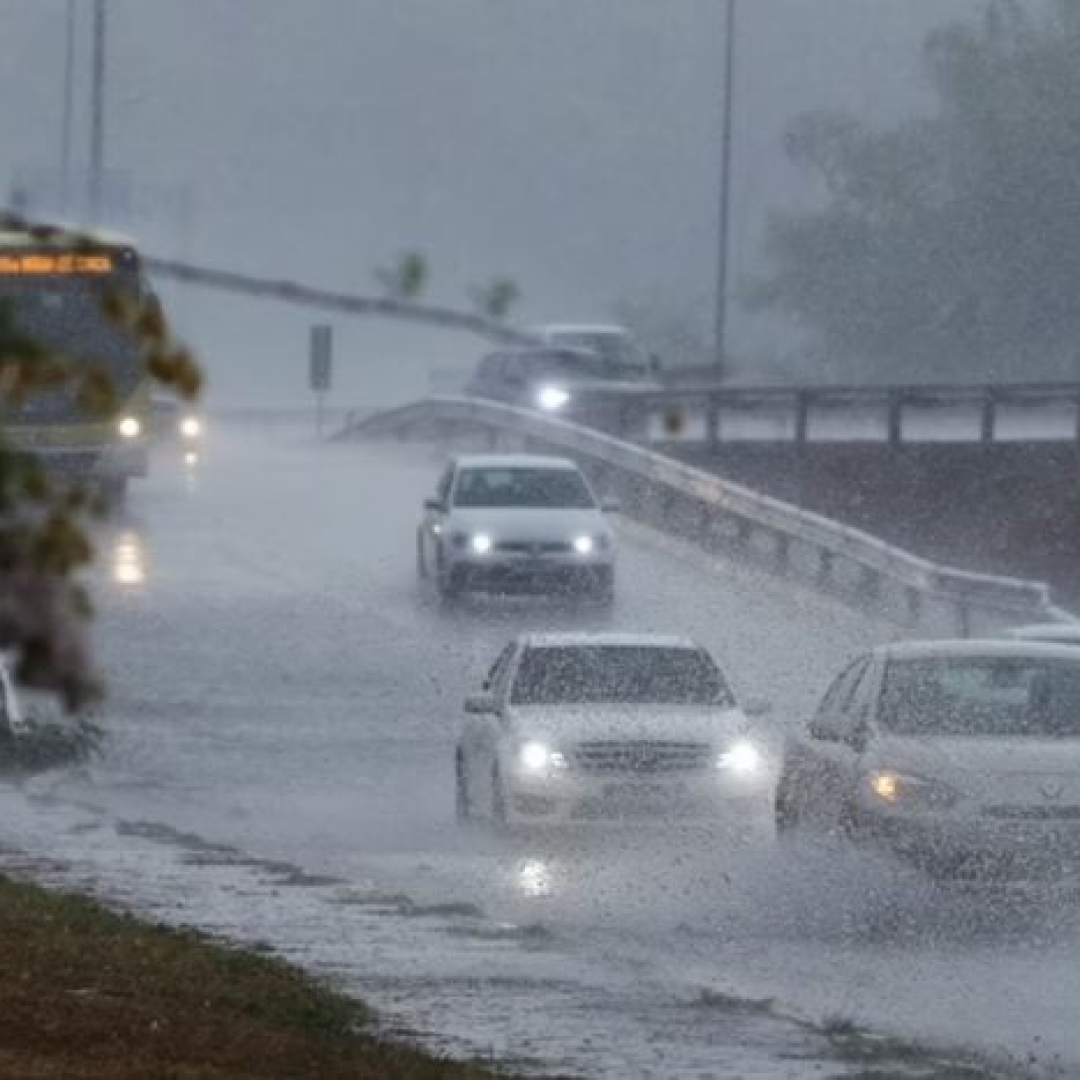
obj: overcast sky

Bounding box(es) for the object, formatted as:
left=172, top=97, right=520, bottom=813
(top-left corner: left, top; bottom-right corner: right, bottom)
left=2, top=0, right=987, bottom=405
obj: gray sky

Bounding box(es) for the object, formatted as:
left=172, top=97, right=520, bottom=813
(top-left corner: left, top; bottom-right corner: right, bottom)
left=2, top=0, right=984, bottom=404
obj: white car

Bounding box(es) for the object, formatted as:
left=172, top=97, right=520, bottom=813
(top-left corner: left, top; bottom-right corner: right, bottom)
left=776, top=640, right=1080, bottom=883
left=417, top=454, right=617, bottom=602
left=455, top=632, right=772, bottom=825
left=531, top=323, right=657, bottom=379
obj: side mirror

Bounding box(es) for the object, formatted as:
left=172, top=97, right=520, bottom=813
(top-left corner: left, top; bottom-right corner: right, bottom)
left=424, top=498, right=445, bottom=513
left=464, top=693, right=497, bottom=715
left=743, top=696, right=772, bottom=718
left=600, top=498, right=621, bottom=514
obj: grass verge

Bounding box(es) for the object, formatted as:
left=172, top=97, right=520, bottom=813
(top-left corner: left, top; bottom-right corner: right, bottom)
left=0, top=874, right=508, bottom=1079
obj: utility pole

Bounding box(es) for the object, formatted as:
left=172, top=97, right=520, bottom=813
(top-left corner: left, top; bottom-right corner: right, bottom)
left=89, top=0, right=107, bottom=222
left=714, top=0, right=737, bottom=381
left=61, top=0, right=76, bottom=215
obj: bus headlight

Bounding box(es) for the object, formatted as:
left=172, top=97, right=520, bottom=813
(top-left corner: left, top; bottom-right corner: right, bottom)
left=117, top=416, right=141, bottom=440
left=179, top=416, right=202, bottom=440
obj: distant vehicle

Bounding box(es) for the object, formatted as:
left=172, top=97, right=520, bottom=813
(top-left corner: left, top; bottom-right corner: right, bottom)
left=455, top=632, right=771, bottom=826
left=0, top=223, right=157, bottom=506
left=467, top=345, right=652, bottom=415
left=531, top=324, right=658, bottom=379
left=1002, top=623, right=1080, bottom=647
left=775, top=639, right=1080, bottom=883
left=150, top=397, right=204, bottom=465
left=417, top=453, right=617, bottom=602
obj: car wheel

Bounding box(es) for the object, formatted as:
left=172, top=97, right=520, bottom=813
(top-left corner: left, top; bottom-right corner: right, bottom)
left=490, top=763, right=508, bottom=826
left=455, top=749, right=471, bottom=823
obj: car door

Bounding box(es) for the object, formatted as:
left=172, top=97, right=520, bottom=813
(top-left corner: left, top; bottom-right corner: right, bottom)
left=796, top=657, right=874, bottom=824
left=463, top=643, right=515, bottom=772
left=421, top=464, right=454, bottom=570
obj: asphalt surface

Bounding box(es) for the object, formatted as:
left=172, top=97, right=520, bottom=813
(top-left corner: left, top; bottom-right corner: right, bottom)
left=5, top=422, right=1079, bottom=1079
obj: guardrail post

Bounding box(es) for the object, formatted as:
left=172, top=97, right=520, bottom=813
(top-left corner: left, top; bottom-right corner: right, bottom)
left=794, top=392, right=810, bottom=445
left=816, top=548, right=834, bottom=585
left=980, top=393, right=996, bottom=444
left=906, top=587, right=922, bottom=625
left=860, top=566, right=882, bottom=601
left=956, top=600, right=972, bottom=638
left=775, top=533, right=791, bottom=573
left=706, top=394, right=720, bottom=452
left=887, top=393, right=903, bottom=447
left=1075, top=390, right=1080, bottom=446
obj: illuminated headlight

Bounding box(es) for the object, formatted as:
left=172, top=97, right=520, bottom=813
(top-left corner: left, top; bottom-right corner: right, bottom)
left=717, top=740, right=763, bottom=775
left=183, top=450, right=199, bottom=467
left=572, top=535, right=595, bottom=556
left=537, top=385, right=570, bottom=412
left=865, top=770, right=957, bottom=811
left=517, top=741, right=567, bottom=774
left=470, top=533, right=494, bottom=555
left=117, top=416, right=141, bottom=439
left=179, top=416, right=201, bottom=439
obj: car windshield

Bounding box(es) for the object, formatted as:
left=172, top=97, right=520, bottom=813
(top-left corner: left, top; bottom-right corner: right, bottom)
left=511, top=646, right=733, bottom=706
left=548, top=333, right=649, bottom=376
left=880, top=657, right=1080, bottom=738
left=453, top=467, right=595, bottom=509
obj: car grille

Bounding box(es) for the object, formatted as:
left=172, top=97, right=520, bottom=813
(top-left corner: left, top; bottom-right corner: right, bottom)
left=982, top=805, right=1080, bottom=821
left=570, top=740, right=713, bottom=775
left=494, top=540, right=572, bottom=555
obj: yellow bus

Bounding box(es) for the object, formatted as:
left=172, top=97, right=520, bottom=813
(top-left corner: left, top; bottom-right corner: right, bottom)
left=0, top=224, right=154, bottom=504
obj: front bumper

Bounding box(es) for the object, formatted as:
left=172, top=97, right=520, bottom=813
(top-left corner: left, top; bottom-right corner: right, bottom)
left=446, top=555, right=612, bottom=596
left=851, top=807, right=1080, bottom=882
left=12, top=444, right=147, bottom=481
left=503, top=768, right=767, bottom=824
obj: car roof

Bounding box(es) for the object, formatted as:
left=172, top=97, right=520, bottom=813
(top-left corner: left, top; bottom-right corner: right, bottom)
left=516, top=632, right=702, bottom=650
left=874, top=638, right=1080, bottom=663
left=452, top=453, right=581, bottom=471
left=480, top=346, right=599, bottom=362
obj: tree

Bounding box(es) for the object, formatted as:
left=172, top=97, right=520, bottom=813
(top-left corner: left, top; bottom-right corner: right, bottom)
left=0, top=216, right=200, bottom=712
left=752, top=0, right=1080, bottom=383
left=468, top=277, right=520, bottom=322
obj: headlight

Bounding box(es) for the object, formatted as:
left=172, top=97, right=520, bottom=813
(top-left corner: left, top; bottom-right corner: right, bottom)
left=537, top=385, right=570, bottom=412
left=517, top=741, right=567, bottom=774
left=183, top=450, right=199, bottom=467
left=117, top=416, right=141, bottom=439
left=865, top=770, right=957, bottom=811
left=470, top=533, right=493, bottom=555
left=717, top=740, right=763, bottom=775
left=572, top=535, right=595, bottom=556
left=179, top=416, right=201, bottom=439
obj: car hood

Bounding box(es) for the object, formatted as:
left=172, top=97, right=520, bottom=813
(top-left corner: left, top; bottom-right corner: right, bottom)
left=508, top=704, right=748, bottom=746
left=868, top=734, right=1080, bottom=804
left=448, top=507, right=608, bottom=541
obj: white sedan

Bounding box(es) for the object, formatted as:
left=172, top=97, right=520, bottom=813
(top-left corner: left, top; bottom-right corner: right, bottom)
left=776, top=639, right=1080, bottom=883
left=417, top=454, right=617, bottom=602
left=455, top=633, right=772, bottom=825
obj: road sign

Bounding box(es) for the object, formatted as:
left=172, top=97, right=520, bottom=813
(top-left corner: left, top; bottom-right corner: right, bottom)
left=309, top=324, right=333, bottom=391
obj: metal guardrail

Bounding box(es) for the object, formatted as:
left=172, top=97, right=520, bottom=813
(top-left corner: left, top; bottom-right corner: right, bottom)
left=564, top=381, right=1080, bottom=448
left=338, top=396, right=1065, bottom=634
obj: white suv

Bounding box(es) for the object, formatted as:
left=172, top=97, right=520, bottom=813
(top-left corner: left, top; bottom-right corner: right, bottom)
left=456, top=633, right=772, bottom=825
left=417, top=454, right=616, bottom=602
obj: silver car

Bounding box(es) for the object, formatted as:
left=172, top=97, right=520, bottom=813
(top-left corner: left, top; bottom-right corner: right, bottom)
left=456, top=632, right=772, bottom=826
left=776, top=639, right=1080, bottom=883
left=417, top=454, right=617, bottom=602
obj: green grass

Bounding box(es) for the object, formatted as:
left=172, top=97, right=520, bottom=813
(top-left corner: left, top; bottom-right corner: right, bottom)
left=0, top=875, right=508, bottom=1078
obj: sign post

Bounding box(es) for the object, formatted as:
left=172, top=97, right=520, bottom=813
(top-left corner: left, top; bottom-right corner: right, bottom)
left=309, top=324, right=333, bottom=437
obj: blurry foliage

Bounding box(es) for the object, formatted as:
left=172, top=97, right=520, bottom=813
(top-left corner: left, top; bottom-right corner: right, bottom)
left=373, top=250, right=429, bottom=301
left=469, top=277, right=520, bottom=321
left=0, top=214, right=201, bottom=711
left=752, top=0, right=1080, bottom=382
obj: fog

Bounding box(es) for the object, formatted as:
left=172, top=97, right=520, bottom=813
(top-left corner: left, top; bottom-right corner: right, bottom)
left=0, top=0, right=997, bottom=405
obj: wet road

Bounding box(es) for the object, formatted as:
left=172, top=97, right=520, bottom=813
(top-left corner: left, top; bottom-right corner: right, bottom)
left=6, top=423, right=1079, bottom=1078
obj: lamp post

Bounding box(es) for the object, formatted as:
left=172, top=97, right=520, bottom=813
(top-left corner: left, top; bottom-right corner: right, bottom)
left=61, top=0, right=75, bottom=215
left=714, top=0, right=737, bottom=381
left=88, top=0, right=106, bottom=222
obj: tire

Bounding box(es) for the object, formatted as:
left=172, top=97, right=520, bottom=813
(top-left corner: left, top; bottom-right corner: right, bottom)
left=438, top=565, right=463, bottom=603
left=490, top=763, right=508, bottom=826
left=455, top=749, right=471, bottom=823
